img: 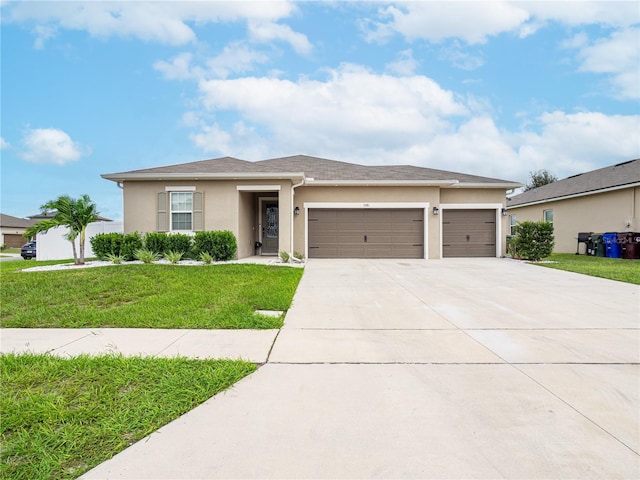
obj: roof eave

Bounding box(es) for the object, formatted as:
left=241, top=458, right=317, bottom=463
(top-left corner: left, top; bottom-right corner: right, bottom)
left=101, top=172, right=306, bottom=182
left=305, top=179, right=459, bottom=187
left=447, top=182, right=522, bottom=189
left=507, top=181, right=640, bottom=209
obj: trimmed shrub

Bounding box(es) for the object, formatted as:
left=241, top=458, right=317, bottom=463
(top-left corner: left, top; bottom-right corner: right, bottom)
left=121, top=233, right=143, bottom=261
left=193, top=231, right=237, bottom=261
left=90, top=233, right=123, bottom=260
left=144, top=232, right=168, bottom=255
left=511, top=221, right=554, bottom=261
left=165, top=233, right=193, bottom=256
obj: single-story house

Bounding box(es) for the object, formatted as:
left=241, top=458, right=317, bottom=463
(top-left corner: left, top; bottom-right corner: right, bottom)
left=102, top=155, right=521, bottom=260
left=507, top=159, right=640, bottom=253
left=0, top=213, right=35, bottom=248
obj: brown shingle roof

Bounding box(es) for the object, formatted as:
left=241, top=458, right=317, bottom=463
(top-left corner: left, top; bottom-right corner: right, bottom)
left=114, top=157, right=271, bottom=175
left=0, top=214, right=36, bottom=228
left=508, top=159, right=640, bottom=207
left=257, top=155, right=516, bottom=183
left=103, top=154, right=519, bottom=186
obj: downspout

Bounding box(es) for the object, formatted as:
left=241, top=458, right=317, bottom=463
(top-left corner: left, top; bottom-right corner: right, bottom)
left=291, top=177, right=305, bottom=257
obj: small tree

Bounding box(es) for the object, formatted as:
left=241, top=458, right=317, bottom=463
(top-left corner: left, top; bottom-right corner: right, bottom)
left=510, top=220, right=555, bottom=261
left=25, top=194, right=100, bottom=265
left=524, top=169, right=557, bottom=191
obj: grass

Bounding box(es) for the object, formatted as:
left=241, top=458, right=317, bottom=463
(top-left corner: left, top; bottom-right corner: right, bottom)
left=0, top=261, right=303, bottom=329
left=532, top=253, right=640, bottom=284
left=0, top=353, right=256, bottom=480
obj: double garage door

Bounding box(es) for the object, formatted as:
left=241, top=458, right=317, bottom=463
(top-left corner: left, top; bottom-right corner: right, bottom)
left=308, top=208, right=497, bottom=258
left=308, top=209, right=424, bottom=258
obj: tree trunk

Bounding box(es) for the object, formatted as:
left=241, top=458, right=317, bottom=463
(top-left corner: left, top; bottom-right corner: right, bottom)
left=79, top=229, right=86, bottom=265
left=71, top=240, right=79, bottom=265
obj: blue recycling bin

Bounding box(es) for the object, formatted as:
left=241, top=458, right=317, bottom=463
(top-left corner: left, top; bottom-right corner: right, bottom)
left=602, top=232, right=621, bottom=258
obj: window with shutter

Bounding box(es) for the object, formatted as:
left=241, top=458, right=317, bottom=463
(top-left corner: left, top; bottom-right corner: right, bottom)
left=193, top=191, right=203, bottom=231
left=157, top=192, right=168, bottom=232
left=161, top=191, right=204, bottom=231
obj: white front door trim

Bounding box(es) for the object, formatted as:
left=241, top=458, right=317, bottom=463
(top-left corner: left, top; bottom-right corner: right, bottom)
left=438, top=203, right=503, bottom=258
left=303, top=202, right=429, bottom=259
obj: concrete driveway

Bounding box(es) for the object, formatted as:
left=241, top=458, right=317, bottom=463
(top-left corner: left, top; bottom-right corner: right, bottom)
left=83, top=258, right=639, bottom=479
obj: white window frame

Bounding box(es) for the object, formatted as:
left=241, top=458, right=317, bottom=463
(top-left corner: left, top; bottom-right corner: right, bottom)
left=170, top=191, right=194, bottom=232
left=509, top=214, right=517, bottom=236
left=543, top=209, right=553, bottom=224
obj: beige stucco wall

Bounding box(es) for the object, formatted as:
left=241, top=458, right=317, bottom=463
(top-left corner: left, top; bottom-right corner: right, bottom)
left=121, top=179, right=293, bottom=259
left=121, top=180, right=510, bottom=259
left=508, top=187, right=639, bottom=253
left=295, top=185, right=440, bottom=259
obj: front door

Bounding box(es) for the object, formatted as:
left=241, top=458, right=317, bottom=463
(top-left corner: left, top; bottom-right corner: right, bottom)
left=261, top=200, right=279, bottom=255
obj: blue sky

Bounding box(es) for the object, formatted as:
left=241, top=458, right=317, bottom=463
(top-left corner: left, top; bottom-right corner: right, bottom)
left=1, top=1, right=639, bottom=221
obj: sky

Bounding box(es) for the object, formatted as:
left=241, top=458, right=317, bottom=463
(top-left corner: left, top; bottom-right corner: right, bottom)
left=1, top=1, right=639, bottom=221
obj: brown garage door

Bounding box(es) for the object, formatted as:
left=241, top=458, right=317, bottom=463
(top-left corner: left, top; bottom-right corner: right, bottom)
left=442, top=209, right=496, bottom=257
left=308, top=209, right=424, bottom=258
left=3, top=234, right=26, bottom=248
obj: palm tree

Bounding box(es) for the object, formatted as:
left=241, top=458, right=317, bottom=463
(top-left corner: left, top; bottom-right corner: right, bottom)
left=25, top=194, right=100, bottom=265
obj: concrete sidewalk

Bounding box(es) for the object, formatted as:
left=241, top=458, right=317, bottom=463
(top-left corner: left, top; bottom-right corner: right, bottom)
left=2, top=258, right=639, bottom=479
left=0, top=328, right=278, bottom=363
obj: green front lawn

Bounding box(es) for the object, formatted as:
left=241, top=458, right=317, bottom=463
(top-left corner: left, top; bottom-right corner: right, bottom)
left=0, top=261, right=303, bottom=329
left=1, top=354, right=256, bottom=479
left=533, top=253, right=640, bottom=284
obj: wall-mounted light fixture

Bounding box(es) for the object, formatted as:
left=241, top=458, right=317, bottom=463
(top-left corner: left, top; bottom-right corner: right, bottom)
left=432, top=206, right=439, bottom=215
left=294, top=206, right=300, bottom=215
left=501, top=207, right=508, bottom=216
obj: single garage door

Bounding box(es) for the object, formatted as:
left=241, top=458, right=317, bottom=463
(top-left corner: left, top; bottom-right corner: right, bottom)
left=442, top=209, right=496, bottom=257
left=308, top=208, right=424, bottom=258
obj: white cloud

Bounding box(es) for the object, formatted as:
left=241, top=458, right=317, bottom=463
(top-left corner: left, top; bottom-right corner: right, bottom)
left=4, top=1, right=301, bottom=47
left=366, top=1, right=530, bottom=44
left=187, top=67, right=638, bottom=182
left=366, top=1, right=639, bottom=45
left=21, top=128, right=87, bottom=165
left=195, top=64, right=468, bottom=154
left=439, top=41, right=484, bottom=71
left=574, top=28, right=640, bottom=99
left=154, top=52, right=199, bottom=80
left=248, top=20, right=312, bottom=55
left=514, top=111, right=640, bottom=175
left=385, top=49, right=419, bottom=75
left=206, top=43, right=271, bottom=79
left=523, top=1, right=640, bottom=29
left=0, top=137, right=9, bottom=149
left=155, top=43, right=272, bottom=82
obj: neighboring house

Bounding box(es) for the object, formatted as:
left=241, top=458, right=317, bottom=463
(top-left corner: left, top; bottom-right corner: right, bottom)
left=102, top=155, right=520, bottom=259
left=0, top=213, right=35, bottom=248
left=507, top=159, right=640, bottom=253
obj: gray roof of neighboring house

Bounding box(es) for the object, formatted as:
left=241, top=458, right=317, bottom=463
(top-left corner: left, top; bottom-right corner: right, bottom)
left=508, top=159, right=640, bottom=208
left=27, top=211, right=113, bottom=222
left=0, top=214, right=36, bottom=228
left=103, top=154, right=519, bottom=186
